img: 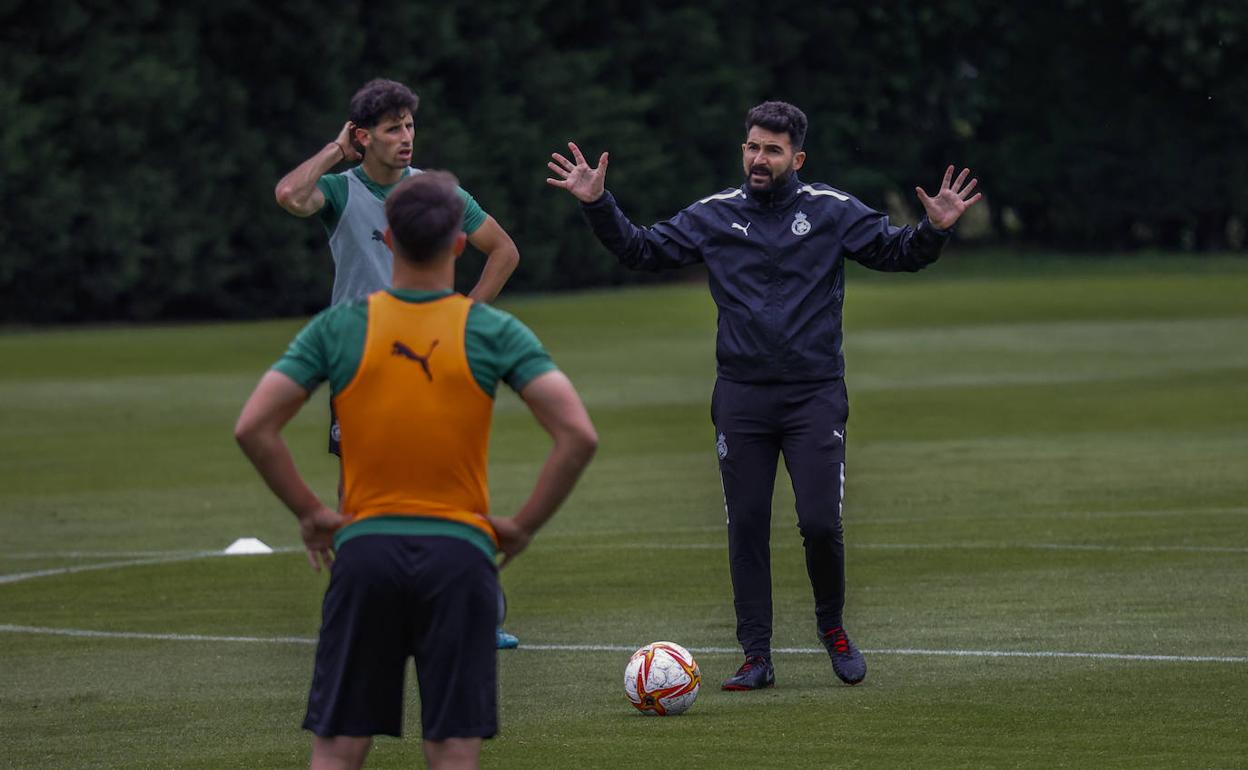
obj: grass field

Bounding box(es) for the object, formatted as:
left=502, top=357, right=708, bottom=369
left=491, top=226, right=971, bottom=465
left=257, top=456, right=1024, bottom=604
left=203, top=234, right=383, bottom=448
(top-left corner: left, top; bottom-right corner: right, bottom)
left=2, top=258, right=1247, bottom=768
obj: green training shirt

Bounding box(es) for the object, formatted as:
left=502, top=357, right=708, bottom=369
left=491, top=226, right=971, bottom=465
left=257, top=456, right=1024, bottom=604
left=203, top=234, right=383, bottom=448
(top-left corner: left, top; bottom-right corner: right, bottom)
left=273, top=288, right=555, bottom=399
left=314, top=167, right=490, bottom=305
left=315, top=166, right=487, bottom=237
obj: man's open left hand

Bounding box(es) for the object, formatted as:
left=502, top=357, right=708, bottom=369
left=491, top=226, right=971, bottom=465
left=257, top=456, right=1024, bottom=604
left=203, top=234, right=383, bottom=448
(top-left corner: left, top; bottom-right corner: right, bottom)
left=916, top=165, right=982, bottom=230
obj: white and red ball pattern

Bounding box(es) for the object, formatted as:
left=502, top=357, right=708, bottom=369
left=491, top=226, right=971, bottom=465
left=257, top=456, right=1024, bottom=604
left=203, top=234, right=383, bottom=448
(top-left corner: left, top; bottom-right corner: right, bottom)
left=623, top=641, right=701, bottom=716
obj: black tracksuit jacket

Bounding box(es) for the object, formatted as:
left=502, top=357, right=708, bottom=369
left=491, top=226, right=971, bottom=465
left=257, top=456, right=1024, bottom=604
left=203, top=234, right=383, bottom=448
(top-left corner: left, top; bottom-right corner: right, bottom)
left=581, top=173, right=950, bottom=383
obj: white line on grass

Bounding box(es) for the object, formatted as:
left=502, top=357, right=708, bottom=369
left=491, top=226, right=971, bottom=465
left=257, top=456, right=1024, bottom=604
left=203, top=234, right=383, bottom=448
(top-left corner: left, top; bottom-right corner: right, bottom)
left=855, top=648, right=1248, bottom=663
left=567, top=543, right=726, bottom=550
left=866, top=506, right=1248, bottom=525
left=0, top=547, right=302, bottom=585
left=521, top=643, right=1248, bottom=664
left=0, top=624, right=315, bottom=645
left=0, top=549, right=255, bottom=560
left=558, top=542, right=1248, bottom=554
left=2, top=624, right=1245, bottom=664
left=856, top=542, right=1248, bottom=554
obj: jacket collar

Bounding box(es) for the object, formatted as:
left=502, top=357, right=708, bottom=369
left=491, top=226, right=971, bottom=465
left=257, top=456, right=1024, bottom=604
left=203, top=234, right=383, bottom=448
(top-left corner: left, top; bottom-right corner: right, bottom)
left=743, top=173, right=802, bottom=207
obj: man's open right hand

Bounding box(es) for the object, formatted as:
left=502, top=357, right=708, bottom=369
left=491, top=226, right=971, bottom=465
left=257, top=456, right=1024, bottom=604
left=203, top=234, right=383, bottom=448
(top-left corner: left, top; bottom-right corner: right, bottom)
left=546, top=142, right=608, bottom=203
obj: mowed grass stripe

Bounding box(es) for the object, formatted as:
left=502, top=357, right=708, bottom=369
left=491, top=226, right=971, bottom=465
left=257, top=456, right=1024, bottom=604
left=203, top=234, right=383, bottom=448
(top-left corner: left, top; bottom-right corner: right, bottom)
left=2, top=264, right=1246, bottom=769
left=5, top=535, right=1239, bottom=576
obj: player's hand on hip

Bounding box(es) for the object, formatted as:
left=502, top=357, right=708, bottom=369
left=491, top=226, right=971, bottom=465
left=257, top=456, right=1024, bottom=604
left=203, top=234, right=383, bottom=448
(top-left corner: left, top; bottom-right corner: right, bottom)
left=334, top=121, right=363, bottom=163
left=297, top=505, right=346, bottom=571
left=916, top=165, right=982, bottom=230
left=489, top=516, right=533, bottom=569
left=546, top=141, right=608, bottom=203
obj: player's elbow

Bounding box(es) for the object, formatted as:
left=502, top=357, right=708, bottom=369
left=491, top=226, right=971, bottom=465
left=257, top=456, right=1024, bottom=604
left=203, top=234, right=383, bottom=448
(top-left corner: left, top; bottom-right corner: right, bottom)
left=565, top=421, right=599, bottom=464
left=498, top=242, right=520, bottom=271
left=481, top=239, right=520, bottom=283
left=233, top=415, right=258, bottom=452
left=274, top=182, right=293, bottom=208
left=274, top=183, right=310, bottom=217
left=233, top=411, right=271, bottom=457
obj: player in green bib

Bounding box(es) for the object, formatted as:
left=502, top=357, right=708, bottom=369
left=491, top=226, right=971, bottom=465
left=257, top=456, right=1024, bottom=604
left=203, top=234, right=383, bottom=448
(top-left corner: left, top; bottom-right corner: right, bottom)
left=276, top=78, right=518, bottom=306
left=275, top=78, right=525, bottom=649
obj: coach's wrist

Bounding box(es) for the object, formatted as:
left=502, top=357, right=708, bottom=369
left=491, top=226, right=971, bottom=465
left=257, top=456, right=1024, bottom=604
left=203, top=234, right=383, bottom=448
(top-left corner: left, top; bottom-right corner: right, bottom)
left=579, top=189, right=609, bottom=207
left=920, top=216, right=953, bottom=236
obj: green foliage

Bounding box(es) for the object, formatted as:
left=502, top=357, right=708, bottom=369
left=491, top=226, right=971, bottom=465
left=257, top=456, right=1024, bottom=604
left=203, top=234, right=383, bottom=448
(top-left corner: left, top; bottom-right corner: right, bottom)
left=1, top=1, right=1245, bottom=321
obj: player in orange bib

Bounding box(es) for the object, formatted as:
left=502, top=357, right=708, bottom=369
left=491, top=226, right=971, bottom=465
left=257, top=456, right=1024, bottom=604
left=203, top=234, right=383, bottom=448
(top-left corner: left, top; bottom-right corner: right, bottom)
left=236, top=171, right=597, bottom=770
left=275, top=78, right=525, bottom=651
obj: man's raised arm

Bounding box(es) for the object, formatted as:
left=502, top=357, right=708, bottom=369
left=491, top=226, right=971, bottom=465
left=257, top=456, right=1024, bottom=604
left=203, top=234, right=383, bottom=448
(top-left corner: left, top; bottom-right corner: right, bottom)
left=845, top=165, right=983, bottom=273
left=274, top=122, right=362, bottom=217
left=547, top=141, right=702, bottom=272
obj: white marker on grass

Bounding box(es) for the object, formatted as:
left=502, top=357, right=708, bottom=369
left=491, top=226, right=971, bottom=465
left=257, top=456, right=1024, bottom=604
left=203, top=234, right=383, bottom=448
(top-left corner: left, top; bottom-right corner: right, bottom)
left=223, top=538, right=274, bottom=555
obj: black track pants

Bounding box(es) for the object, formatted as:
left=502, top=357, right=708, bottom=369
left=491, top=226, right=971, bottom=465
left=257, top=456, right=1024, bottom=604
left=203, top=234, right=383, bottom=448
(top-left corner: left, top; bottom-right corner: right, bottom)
left=712, top=377, right=849, bottom=658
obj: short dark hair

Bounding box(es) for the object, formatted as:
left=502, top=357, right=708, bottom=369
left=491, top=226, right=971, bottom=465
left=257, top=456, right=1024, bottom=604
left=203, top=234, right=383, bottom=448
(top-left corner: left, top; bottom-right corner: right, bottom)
left=385, top=171, right=465, bottom=264
left=745, top=101, right=808, bottom=150
left=348, top=78, right=420, bottom=129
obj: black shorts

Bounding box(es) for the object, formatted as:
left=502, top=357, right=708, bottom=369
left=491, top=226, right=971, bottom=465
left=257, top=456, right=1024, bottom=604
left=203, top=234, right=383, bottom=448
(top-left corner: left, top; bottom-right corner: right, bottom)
left=302, top=534, right=499, bottom=740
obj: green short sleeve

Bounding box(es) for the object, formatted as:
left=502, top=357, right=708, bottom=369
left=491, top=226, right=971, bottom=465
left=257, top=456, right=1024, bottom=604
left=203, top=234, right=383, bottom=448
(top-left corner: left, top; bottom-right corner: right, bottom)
left=465, top=304, right=557, bottom=397
left=271, top=301, right=369, bottom=394
left=272, top=312, right=332, bottom=392
left=458, top=187, right=488, bottom=235
left=498, top=316, right=558, bottom=393
left=318, top=170, right=482, bottom=235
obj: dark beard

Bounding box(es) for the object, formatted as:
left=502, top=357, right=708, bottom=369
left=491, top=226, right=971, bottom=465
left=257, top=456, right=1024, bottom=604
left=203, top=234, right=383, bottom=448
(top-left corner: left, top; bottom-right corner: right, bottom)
left=746, top=166, right=793, bottom=201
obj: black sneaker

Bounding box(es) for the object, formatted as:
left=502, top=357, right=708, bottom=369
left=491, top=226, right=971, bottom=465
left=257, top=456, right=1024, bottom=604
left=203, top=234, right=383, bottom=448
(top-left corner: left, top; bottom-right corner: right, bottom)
left=821, top=626, right=866, bottom=685
left=721, top=655, right=775, bottom=690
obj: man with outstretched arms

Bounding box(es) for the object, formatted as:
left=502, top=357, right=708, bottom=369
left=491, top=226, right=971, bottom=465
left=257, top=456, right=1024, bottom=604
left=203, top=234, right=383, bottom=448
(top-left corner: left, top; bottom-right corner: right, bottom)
left=236, top=171, right=596, bottom=770
left=276, top=78, right=525, bottom=649
left=547, top=101, right=981, bottom=691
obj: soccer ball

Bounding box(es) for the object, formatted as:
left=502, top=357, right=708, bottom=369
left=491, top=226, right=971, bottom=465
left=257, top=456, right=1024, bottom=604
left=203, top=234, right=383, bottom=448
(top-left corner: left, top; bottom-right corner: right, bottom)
left=623, top=641, right=701, bottom=716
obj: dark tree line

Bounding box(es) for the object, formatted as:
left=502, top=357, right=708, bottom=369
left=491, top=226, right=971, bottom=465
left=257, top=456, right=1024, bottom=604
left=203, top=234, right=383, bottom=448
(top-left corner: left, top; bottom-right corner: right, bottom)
left=2, top=0, right=1244, bottom=322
